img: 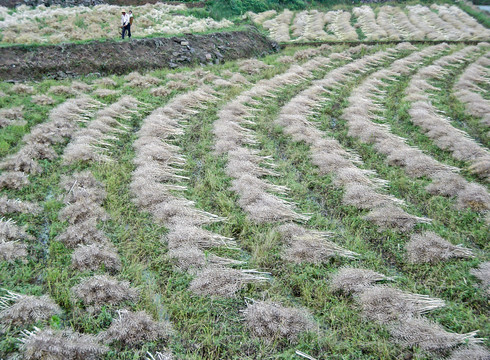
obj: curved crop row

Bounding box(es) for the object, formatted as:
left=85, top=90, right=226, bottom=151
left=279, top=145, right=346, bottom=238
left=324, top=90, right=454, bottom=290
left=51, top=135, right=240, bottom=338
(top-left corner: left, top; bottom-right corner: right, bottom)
left=63, top=95, right=141, bottom=164
left=377, top=6, right=424, bottom=41
left=276, top=44, right=437, bottom=232
left=352, top=6, right=387, bottom=41
left=262, top=9, right=294, bottom=42
left=0, top=97, right=99, bottom=189
left=343, top=44, right=490, bottom=211
left=131, top=82, right=267, bottom=297
left=432, top=4, right=490, bottom=40
left=330, top=267, right=485, bottom=357
left=250, top=5, right=487, bottom=43
left=406, top=45, right=490, bottom=180
left=453, top=52, right=490, bottom=128
left=291, top=10, right=330, bottom=41
left=0, top=3, right=232, bottom=44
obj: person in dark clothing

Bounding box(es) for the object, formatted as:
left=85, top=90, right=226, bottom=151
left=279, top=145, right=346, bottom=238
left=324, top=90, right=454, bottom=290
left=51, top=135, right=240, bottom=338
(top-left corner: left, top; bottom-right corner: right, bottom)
left=121, top=10, right=131, bottom=39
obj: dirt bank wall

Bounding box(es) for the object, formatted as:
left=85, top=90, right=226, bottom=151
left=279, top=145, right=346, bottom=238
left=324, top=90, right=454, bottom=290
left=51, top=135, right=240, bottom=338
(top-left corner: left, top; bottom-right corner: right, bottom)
left=0, top=29, right=278, bottom=81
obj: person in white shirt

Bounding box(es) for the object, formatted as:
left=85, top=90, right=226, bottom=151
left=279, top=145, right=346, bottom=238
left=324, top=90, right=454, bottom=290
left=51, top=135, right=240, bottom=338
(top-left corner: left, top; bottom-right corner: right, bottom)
left=121, top=10, right=131, bottom=39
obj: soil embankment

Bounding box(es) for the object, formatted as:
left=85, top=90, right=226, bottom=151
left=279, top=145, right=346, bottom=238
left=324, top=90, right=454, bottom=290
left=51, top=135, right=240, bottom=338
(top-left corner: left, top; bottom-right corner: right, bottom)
left=0, top=29, right=278, bottom=81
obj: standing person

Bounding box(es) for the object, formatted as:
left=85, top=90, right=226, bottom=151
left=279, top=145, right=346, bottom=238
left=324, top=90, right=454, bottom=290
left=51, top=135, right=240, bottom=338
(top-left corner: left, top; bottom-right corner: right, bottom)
left=129, top=10, right=134, bottom=29
left=121, top=10, right=130, bottom=39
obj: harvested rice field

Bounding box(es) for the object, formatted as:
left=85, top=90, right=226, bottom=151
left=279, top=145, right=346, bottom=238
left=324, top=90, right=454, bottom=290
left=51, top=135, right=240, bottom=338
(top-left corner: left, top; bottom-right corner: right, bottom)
left=0, top=1, right=489, bottom=359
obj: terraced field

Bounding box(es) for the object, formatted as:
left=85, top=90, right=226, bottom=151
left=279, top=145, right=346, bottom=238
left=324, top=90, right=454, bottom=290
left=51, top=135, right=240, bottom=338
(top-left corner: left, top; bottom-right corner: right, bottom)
left=0, top=25, right=489, bottom=360
left=248, top=4, right=490, bottom=42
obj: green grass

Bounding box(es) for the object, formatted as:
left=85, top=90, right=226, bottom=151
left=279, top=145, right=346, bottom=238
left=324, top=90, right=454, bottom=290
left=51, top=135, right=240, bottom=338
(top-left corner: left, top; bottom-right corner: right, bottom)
left=0, top=43, right=488, bottom=359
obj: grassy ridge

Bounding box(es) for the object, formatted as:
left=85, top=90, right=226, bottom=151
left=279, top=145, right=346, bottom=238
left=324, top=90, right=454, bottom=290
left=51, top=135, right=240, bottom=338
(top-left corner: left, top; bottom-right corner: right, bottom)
left=0, top=43, right=488, bottom=359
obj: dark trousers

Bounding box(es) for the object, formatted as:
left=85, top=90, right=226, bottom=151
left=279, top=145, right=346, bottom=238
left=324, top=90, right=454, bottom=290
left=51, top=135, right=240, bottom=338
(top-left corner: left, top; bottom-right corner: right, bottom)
left=122, top=24, right=131, bottom=39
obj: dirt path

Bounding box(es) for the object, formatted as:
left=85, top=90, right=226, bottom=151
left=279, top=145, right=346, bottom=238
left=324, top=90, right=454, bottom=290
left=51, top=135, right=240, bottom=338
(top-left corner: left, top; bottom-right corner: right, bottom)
left=0, top=29, right=278, bottom=81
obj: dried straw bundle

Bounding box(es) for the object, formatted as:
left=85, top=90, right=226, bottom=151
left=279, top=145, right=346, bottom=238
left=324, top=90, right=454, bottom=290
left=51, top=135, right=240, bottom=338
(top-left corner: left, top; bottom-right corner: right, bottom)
left=357, top=286, right=445, bottom=324
left=330, top=267, right=391, bottom=294
left=19, top=327, right=108, bottom=360
left=243, top=300, right=315, bottom=343
left=102, top=310, right=172, bottom=346
left=0, top=240, right=27, bottom=262
left=71, top=275, right=139, bottom=307
left=405, top=232, right=473, bottom=263
left=71, top=243, right=121, bottom=273
left=189, top=267, right=268, bottom=297
left=0, top=290, right=61, bottom=328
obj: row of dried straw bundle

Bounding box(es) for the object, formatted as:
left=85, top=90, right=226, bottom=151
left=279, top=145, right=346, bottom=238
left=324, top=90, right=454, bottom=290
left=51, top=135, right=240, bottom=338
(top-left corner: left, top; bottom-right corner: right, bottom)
left=453, top=52, right=490, bottom=128
left=245, top=9, right=277, bottom=25
left=325, top=10, right=358, bottom=41
left=0, top=105, right=25, bottom=128
left=432, top=4, right=490, bottom=40
left=0, top=2, right=231, bottom=44
left=376, top=6, right=424, bottom=41
left=63, top=96, right=141, bottom=164
left=291, top=10, right=331, bottom=41
left=329, top=267, right=485, bottom=355
left=344, top=43, right=490, bottom=211
left=57, top=172, right=122, bottom=274
left=0, top=217, right=33, bottom=263
left=131, top=83, right=262, bottom=297
left=0, top=96, right=100, bottom=190
left=216, top=50, right=364, bottom=264
left=407, top=5, right=464, bottom=41
left=277, top=45, right=433, bottom=232
left=262, top=9, right=295, bottom=42
left=406, top=45, right=490, bottom=181
left=54, top=170, right=171, bottom=353
left=352, top=6, right=388, bottom=41
left=214, top=51, right=345, bottom=224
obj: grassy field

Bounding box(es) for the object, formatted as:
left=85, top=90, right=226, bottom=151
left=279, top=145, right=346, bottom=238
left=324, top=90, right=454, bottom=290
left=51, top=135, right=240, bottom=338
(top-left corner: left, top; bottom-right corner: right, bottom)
left=0, top=40, right=488, bottom=359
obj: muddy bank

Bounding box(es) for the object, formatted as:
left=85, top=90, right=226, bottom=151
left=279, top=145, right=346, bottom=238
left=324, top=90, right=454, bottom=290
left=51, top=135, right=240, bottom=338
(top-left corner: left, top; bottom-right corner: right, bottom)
left=0, top=29, right=278, bottom=81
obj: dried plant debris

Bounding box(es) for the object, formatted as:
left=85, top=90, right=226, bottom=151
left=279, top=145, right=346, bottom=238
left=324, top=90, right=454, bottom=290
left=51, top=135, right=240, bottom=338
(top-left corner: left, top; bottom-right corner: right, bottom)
left=447, top=345, right=490, bottom=360
left=238, top=59, right=272, bottom=74
left=58, top=199, right=108, bottom=224
left=357, top=286, right=445, bottom=324
left=32, top=95, right=55, bottom=106
left=165, top=225, right=236, bottom=250
left=71, top=275, right=139, bottom=307
left=405, top=232, right=473, bottom=263
left=11, top=84, right=34, bottom=94
left=243, top=300, right=315, bottom=343
left=0, top=240, right=28, bottom=262
left=277, top=223, right=357, bottom=263
left=168, top=246, right=243, bottom=272
left=60, top=171, right=106, bottom=204
left=189, top=267, right=268, bottom=297
left=470, top=262, right=490, bottom=294
left=92, top=88, right=119, bottom=97
left=102, top=310, right=172, bottom=346
left=0, top=106, right=24, bottom=127
left=19, top=327, right=108, bottom=360
left=0, top=218, right=33, bottom=241
left=362, top=205, right=431, bottom=232
left=330, top=267, right=391, bottom=295
left=0, top=196, right=41, bottom=215
left=0, top=290, right=62, bottom=328
left=0, top=171, right=30, bottom=189
left=71, top=244, right=121, bottom=273
left=55, top=219, right=109, bottom=248
left=389, top=317, right=482, bottom=352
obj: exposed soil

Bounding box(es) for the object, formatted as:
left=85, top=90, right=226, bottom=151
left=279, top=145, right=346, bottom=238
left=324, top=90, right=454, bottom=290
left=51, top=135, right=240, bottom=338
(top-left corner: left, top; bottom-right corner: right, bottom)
left=0, top=29, right=279, bottom=81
